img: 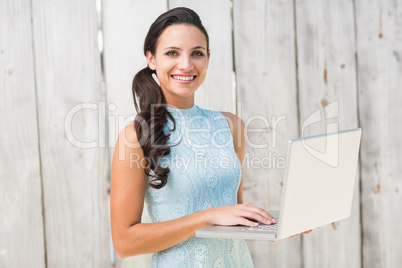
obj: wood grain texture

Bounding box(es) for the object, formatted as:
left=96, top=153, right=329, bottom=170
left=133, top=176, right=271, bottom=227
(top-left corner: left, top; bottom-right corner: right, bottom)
left=233, top=0, right=301, bottom=267
left=102, top=0, right=167, bottom=266
left=355, top=0, right=402, bottom=267
left=295, top=0, right=361, bottom=267
left=0, top=0, right=45, bottom=267
left=169, top=0, right=235, bottom=113
left=31, top=0, right=111, bottom=266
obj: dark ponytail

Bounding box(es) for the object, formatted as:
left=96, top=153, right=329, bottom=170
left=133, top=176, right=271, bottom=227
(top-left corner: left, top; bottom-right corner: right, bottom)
left=132, top=7, right=209, bottom=189
left=132, top=66, right=174, bottom=189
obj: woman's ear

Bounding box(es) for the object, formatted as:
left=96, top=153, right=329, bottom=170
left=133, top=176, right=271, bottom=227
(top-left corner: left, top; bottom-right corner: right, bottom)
left=146, top=51, right=156, bottom=70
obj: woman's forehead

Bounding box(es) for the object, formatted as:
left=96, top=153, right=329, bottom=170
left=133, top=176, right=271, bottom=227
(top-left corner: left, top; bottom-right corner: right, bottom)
left=156, top=24, right=207, bottom=50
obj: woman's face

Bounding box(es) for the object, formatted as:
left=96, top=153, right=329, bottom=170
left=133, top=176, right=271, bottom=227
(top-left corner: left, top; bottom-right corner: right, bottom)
left=147, top=24, right=210, bottom=107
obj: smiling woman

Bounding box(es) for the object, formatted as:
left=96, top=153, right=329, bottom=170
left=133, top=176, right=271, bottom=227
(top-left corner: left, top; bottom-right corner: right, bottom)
left=146, top=24, right=210, bottom=108
left=110, top=7, right=276, bottom=267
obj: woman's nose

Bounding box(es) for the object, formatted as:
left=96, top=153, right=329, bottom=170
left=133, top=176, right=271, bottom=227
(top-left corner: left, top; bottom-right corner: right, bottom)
left=178, top=56, right=193, bottom=71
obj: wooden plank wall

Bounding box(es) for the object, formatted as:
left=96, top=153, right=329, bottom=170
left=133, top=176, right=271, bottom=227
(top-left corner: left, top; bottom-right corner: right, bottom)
left=0, top=0, right=46, bottom=267
left=356, top=0, right=402, bottom=267
left=31, top=0, right=110, bottom=267
left=1, top=0, right=401, bottom=267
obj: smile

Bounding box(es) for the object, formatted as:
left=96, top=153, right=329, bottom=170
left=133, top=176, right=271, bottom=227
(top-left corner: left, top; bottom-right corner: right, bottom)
left=171, top=75, right=196, bottom=81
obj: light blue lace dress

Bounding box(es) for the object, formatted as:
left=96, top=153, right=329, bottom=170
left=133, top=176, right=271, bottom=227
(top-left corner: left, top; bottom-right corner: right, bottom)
left=145, top=104, right=254, bottom=268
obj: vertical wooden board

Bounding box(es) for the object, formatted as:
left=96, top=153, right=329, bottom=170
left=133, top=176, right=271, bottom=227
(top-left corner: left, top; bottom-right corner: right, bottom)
left=0, top=0, right=45, bottom=267
left=233, top=0, right=301, bottom=267
left=102, top=0, right=167, bottom=266
left=31, top=0, right=111, bottom=267
left=355, top=0, right=402, bottom=267
left=169, top=0, right=235, bottom=113
left=295, top=0, right=360, bottom=267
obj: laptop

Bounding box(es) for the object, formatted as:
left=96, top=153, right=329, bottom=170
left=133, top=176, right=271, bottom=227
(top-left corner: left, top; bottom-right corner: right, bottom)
left=195, top=128, right=362, bottom=241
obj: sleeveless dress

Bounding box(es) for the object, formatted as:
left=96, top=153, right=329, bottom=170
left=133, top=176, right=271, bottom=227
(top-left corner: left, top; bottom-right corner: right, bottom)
left=144, top=104, right=254, bottom=268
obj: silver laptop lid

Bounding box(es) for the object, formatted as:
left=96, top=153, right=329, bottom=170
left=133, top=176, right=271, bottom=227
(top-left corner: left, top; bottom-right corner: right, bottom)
left=277, top=128, right=362, bottom=239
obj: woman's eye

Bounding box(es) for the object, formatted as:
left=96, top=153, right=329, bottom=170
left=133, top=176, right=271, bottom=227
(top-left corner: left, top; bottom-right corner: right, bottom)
left=192, top=51, right=205, bottom=57
left=166, top=51, right=178, bottom=56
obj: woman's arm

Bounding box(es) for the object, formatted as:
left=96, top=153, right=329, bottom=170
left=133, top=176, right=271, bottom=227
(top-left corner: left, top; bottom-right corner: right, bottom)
left=110, top=122, right=275, bottom=259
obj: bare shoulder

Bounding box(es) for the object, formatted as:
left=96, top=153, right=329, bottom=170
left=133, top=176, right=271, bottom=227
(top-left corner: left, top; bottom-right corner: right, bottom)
left=113, top=121, right=147, bottom=173
left=111, top=120, right=148, bottom=186
left=220, top=111, right=245, bottom=151
left=220, top=111, right=245, bottom=133
left=117, top=121, right=140, bottom=146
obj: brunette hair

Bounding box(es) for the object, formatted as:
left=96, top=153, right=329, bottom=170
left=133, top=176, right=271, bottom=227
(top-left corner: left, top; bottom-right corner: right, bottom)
left=132, top=7, right=209, bottom=189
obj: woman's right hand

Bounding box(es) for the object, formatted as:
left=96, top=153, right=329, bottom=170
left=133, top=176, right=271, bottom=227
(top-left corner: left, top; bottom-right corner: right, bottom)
left=204, top=203, right=276, bottom=227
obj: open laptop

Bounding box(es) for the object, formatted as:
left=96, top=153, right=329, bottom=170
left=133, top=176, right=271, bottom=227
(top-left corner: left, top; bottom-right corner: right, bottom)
left=195, top=128, right=362, bottom=241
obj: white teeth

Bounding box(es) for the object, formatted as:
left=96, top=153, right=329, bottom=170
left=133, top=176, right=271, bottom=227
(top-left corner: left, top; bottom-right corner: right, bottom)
left=173, top=75, right=194, bottom=81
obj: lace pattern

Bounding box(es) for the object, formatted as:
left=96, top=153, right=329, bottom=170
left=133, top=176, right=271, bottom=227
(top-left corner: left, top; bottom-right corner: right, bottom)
left=144, top=105, right=254, bottom=267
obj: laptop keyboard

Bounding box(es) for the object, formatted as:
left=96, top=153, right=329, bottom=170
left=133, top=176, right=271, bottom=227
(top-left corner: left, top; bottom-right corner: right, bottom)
left=240, top=219, right=280, bottom=232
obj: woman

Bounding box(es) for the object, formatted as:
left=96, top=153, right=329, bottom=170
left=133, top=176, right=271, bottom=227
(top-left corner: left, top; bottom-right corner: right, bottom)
left=110, top=7, right=308, bottom=267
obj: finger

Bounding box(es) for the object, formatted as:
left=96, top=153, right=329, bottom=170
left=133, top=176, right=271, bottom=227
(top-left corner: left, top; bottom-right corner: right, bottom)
left=290, top=234, right=300, bottom=238
left=238, top=217, right=259, bottom=227
left=239, top=205, right=276, bottom=224
left=239, top=211, right=274, bottom=225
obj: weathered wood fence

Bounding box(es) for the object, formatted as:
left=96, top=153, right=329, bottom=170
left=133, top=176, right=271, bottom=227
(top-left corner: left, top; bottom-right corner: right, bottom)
left=1, top=0, right=401, bottom=267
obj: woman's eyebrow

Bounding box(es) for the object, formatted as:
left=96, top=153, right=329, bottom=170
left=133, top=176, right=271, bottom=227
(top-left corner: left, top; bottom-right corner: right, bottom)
left=163, top=46, right=206, bottom=51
